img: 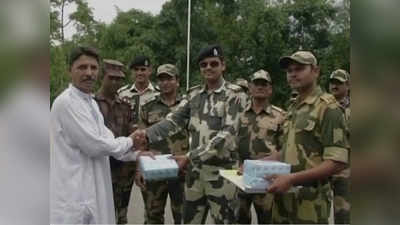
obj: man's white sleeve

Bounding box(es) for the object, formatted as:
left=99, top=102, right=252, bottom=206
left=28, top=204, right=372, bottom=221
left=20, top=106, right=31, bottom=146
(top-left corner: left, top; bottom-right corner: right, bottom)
left=57, top=100, right=135, bottom=159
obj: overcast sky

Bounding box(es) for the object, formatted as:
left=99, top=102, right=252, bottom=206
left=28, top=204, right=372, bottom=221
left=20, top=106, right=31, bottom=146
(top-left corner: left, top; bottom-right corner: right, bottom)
left=65, top=0, right=170, bottom=39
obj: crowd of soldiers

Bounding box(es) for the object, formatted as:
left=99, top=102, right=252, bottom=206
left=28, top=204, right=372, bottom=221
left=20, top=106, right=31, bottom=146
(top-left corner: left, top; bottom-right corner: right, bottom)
left=72, top=44, right=350, bottom=224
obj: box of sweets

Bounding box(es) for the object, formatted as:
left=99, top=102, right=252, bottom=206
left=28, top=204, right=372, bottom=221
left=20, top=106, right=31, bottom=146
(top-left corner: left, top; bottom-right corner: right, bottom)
left=242, top=160, right=291, bottom=192
left=138, top=154, right=179, bottom=181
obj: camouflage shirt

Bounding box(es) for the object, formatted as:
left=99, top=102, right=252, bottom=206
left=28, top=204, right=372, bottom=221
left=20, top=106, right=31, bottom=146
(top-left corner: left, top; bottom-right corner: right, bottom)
left=146, top=79, right=247, bottom=176
left=94, top=93, right=137, bottom=137
left=339, top=96, right=351, bottom=122
left=281, top=86, right=349, bottom=174
left=117, top=82, right=159, bottom=120
left=335, top=95, right=351, bottom=178
left=238, top=101, right=286, bottom=163
left=140, top=93, right=189, bottom=156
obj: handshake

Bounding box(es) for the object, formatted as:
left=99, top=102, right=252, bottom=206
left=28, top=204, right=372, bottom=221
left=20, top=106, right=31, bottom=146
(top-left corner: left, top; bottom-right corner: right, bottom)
left=128, top=128, right=190, bottom=175
left=129, top=129, right=148, bottom=151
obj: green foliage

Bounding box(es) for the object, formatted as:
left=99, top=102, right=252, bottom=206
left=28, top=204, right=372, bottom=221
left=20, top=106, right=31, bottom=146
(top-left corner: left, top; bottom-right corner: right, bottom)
left=67, top=0, right=102, bottom=46
left=50, top=46, right=69, bottom=104
left=50, top=0, right=76, bottom=44
left=50, top=0, right=350, bottom=108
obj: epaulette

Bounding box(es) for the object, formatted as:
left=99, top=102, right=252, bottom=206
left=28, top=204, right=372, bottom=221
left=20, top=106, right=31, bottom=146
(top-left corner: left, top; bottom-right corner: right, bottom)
left=154, top=84, right=161, bottom=92
left=118, top=91, right=139, bottom=104
left=177, top=94, right=188, bottom=103
left=320, top=93, right=336, bottom=104
left=142, top=92, right=160, bottom=106
left=117, top=84, right=130, bottom=94
left=271, top=105, right=285, bottom=114
left=188, top=85, right=201, bottom=92
left=226, top=83, right=244, bottom=92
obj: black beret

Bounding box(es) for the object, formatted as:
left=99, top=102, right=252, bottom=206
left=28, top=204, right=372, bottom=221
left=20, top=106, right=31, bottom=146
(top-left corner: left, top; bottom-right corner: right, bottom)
left=129, top=55, right=151, bottom=69
left=197, top=44, right=223, bottom=63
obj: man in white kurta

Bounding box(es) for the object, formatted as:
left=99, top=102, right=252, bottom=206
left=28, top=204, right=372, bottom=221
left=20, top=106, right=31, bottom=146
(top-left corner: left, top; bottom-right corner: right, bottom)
left=50, top=46, right=143, bottom=224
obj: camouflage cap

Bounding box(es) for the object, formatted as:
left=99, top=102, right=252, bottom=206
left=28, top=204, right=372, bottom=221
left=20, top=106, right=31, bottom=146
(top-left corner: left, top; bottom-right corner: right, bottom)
left=157, top=64, right=179, bottom=77
left=234, top=78, right=249, bottom=90
left=330, top=69, right=350, bottom=82
left=250, top=69, right=272, bottom=83
left=103, top=59, right=124, bottom=67
left=103, top=59, right=125, bottom=78
left=129, top=55, right=151, bottom=69
left=197, top=44, right=223, bottom=63
left=106, top=69, right=125, bottom=78
left=279, top=51, right=317, bottom=69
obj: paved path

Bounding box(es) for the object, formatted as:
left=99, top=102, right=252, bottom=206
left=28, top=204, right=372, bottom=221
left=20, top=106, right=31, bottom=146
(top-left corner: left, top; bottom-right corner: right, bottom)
left=126, top=184, right=257, bottom=224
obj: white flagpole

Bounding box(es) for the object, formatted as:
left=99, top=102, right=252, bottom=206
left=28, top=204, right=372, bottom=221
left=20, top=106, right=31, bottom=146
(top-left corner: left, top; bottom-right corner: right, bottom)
left=186, top=0, right=191, bottom=91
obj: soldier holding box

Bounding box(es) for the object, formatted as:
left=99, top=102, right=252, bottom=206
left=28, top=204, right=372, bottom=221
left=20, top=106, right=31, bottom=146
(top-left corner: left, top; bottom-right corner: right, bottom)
left=237, top=69, right=286, bottom=224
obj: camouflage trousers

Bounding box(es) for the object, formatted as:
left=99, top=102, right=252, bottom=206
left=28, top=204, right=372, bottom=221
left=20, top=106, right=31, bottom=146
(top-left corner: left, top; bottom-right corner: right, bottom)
left=332, top=175, right=350, bottom=224
left=110, top=158, right=136, bottom=224
left=140, top=178, right=185, bottom=224
left=271, top=182, right=333, bottom=224
left=237, top=190, right=274, bottom=224
left=183, top=167, right=238, bottom=224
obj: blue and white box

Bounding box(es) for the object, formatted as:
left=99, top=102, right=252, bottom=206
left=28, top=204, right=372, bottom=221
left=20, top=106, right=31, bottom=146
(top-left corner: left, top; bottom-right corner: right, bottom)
left=243, top=160, right=291, bottom=191
left=138, top=154, right=179, bottom=181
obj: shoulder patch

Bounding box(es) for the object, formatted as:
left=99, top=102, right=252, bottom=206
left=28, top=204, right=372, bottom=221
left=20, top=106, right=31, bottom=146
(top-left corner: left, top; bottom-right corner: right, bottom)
left=226, top=83, right=244, bottom=92
left=187, top=85, right=202, bottom=97
left=271, top=105, right=285, bottom=114
left=117, top=84, right=130, bottom=94
left=142, top=92, right=160, bottom=106
left=320, top=93, right=337, bottom=104
left=153, top=83, right=161, bottom=92
left=188, top=85, right=201, bottom=93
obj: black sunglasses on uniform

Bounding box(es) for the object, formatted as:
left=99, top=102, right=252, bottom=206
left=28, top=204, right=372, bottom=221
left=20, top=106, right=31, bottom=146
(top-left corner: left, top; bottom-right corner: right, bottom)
left=199, top=61, right=220, bottom=68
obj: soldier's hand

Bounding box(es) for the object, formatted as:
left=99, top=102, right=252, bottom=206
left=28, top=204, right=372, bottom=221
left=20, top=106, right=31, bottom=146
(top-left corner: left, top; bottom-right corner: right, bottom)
left=266, top=174, right=294, bottom=194
left=131, top=129, right=148, bottom=151
left=237, top=164, right=243, bottom=175
left=170, top=155, right=189, bottom=171
left=135, top=171, right=146, bottom=190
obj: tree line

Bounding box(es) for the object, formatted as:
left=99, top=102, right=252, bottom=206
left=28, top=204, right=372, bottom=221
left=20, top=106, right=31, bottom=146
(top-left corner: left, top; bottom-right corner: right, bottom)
left=50, top=0, right=350, bottom=107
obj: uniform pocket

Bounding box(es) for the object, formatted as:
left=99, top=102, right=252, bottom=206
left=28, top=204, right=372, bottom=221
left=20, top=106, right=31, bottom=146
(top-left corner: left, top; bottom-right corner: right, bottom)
left=238, top=120, right=249, bottom=136
left=208, top=116, right=222, bottom=130
left=258, top=122, right=278, bottom=139
left=303, top=120, right=316, bottom=131
left=148, top=112, right=162, bottom=124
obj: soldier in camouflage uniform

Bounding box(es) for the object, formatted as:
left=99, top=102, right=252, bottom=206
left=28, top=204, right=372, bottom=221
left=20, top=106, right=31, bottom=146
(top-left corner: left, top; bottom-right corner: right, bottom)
left=115, top=56, right=158, bottom=223
left=118, top=55, right=159, bottom=111
left=261, top=51, right=350, bottom=224
left=135, top=64, right=189, bottom=224
left=237, top=70, right=286, bottom=224
left=94, top=59, right=139, bottom=224
left=329, top=69, right=351, bottom=224
left=133, top=44, right=248, bottom=224
left=329, top=69, right=350, bottom=122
